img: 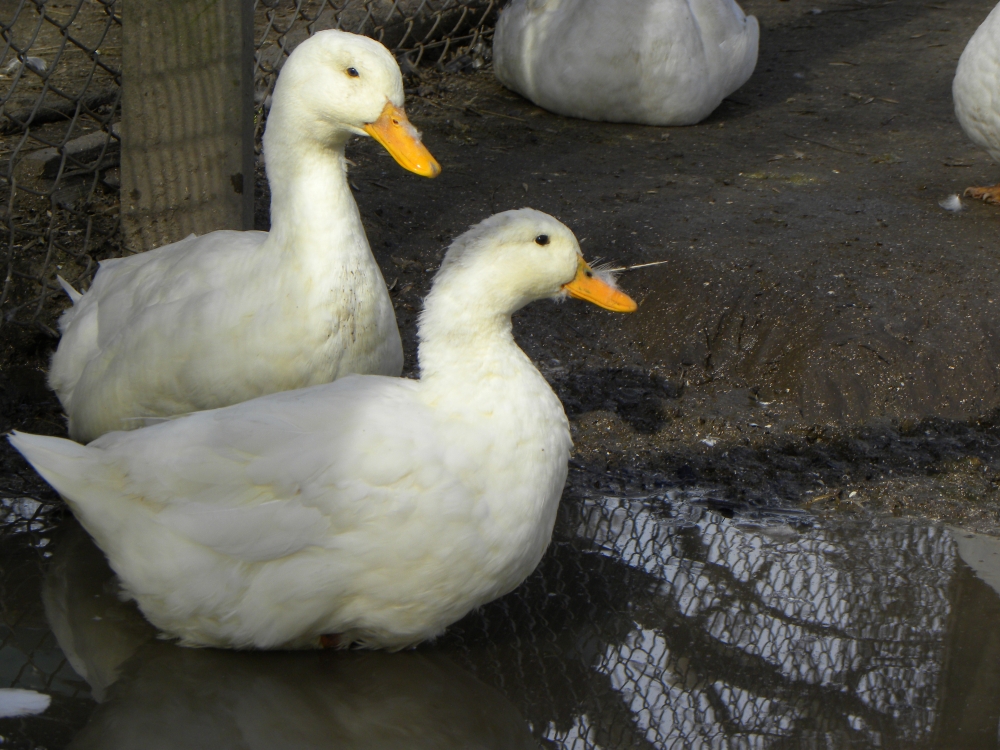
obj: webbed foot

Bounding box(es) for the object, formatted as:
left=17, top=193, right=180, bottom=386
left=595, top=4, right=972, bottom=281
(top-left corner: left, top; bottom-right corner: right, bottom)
left=964, top=184, right=1000, bottom=205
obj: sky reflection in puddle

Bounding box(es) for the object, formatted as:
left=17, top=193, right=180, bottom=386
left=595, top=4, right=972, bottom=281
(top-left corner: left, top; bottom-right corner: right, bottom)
left=0, top=491, right=998, bottom=748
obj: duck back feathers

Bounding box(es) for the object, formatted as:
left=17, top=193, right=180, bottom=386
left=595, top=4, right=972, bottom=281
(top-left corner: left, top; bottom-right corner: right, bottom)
left=954, top=2, right=1000, bottom=162
left=493, top=0, right=759, bottom=126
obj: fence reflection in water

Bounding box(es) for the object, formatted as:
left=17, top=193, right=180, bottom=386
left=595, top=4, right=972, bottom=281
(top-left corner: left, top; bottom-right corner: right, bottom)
left=0, top=487, right=987, bottom=748
left=442, top=492, right=960, bottom=748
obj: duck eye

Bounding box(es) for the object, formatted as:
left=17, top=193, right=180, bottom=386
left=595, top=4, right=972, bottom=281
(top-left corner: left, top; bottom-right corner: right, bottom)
left=347, top=67, right=360, bottom=78
left=534, top=234, right=549, bottom=246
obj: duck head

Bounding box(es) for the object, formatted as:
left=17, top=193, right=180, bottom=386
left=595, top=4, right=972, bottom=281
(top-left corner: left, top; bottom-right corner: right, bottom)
left=266, top=29, right=440, bottom=177
left=426, top=209, right=637, bottom=320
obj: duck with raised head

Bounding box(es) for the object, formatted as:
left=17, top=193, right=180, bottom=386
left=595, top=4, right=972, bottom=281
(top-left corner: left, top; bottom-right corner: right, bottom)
left=954, top=2, right=1000, bottom=205
left=492, top=0, right=759, bottom=126
left=50, top=30, right=440, bottom=444
left=12, top=209, right=636, bottom=651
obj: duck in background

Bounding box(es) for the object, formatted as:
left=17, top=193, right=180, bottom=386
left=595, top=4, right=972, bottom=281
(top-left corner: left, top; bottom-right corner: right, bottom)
left=50, top=30, right=440, bottom=444
left=954, top=2, right=1000, bottom=205
left=12, top=209, right=636, bottom=651
left=492, top=0, right=759, bottom=126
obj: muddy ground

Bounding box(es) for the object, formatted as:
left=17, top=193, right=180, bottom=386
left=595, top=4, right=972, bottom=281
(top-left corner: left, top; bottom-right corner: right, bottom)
left=5, top=0, right=1000, bottom=533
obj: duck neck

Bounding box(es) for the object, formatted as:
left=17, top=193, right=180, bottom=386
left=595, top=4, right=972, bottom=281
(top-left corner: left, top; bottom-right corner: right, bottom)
left=262, top=110, right=366, bottom=260
left=417, top=283, right=534, bottom=394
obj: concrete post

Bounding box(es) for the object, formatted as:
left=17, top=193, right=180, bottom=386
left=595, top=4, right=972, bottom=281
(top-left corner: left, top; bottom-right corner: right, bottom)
left=121, top=0, right=254, bottom=253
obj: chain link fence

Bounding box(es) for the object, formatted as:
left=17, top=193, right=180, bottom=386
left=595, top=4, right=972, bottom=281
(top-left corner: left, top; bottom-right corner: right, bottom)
left=0, top=0, right=496, bottom=338
left=0, top=0, right=121, bottom=336
left=441, top=491, right=956, bottom=748
left=0, top=481, right=968, bottom=749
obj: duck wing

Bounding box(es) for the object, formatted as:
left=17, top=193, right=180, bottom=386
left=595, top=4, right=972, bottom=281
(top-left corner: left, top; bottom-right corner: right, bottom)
left=14, top=376, right=437, bottom=565
left=687, top=0, right=759, bottom=95
left=48, top=230, right=269, bottom=437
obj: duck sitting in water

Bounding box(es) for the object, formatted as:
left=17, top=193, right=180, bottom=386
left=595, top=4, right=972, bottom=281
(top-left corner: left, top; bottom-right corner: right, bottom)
left=492, top=0, right=759, bottom=126
left=11, top=209, right=637, bottom=651
left=954, top=2, right=1000, bottom=205
left=50, top=30, right=440, bottom=444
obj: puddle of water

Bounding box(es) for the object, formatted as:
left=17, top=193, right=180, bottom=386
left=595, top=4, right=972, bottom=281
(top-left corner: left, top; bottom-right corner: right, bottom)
left=0, top=492, right=998, bottom=749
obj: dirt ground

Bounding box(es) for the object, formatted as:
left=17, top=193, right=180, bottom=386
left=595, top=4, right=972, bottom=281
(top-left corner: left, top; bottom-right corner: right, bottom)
left=5, top=0, right=1000, bottom=533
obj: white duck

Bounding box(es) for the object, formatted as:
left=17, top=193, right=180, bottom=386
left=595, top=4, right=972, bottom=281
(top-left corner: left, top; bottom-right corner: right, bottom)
left=492, top=0, right=759, bottom=126
left=50, top=30, right=440, bottom=444
left=954, top=2, right=1000, bottom=205
left=12, top=209, right=636, bottom=651
left=44, top=529, right=538, bottom=748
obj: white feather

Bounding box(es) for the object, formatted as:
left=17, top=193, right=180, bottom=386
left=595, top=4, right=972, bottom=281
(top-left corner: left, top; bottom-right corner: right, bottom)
left=0, top=689, right=50, bottom=718
left=939, top=194, right=965, bottom=212
left=56, top=275, right=83, bottom=303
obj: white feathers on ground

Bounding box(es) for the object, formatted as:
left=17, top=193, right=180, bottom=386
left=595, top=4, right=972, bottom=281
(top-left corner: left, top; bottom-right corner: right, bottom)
left=11, top=209, right=636, bottom=651
left=954, top=3, right=1000, bottom=164
left=493, top=0, right=759, bottom=126
left=939, top=194, right=965, bottom=212
left=0, top=689, right=51, bottom=718
left=49, top=30, right=439, bottom=443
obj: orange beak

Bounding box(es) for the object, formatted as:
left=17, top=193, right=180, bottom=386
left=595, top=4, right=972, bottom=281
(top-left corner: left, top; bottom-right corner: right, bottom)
left=562, top=258, right=637, bottom=312
left=363, top=102, right=441, bottom=178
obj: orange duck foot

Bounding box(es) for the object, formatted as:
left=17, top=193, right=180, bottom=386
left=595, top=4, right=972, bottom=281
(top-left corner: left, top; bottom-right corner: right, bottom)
left=964, top=184, right=1000, bottom=205
left=319, top=634, right=342, bottom=649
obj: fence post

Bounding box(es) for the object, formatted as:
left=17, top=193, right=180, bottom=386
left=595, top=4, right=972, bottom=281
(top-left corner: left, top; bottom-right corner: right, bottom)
left=121, top=0, right=254, bottom=253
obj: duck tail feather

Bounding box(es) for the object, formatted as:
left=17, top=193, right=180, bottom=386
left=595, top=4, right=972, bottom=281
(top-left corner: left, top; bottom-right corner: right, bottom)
left=7, top=431, right=105, bottom=505
left=56, top=275, right=83, bottom=304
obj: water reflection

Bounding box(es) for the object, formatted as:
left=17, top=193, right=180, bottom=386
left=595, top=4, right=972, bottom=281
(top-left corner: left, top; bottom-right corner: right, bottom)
left=438, top=492, right=1000, bottom=749
left=581, top=495, right=951, bottom=744
left=4, top=493, right=1000, bottom=748
left=43, top=527, right=538, bottom=749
